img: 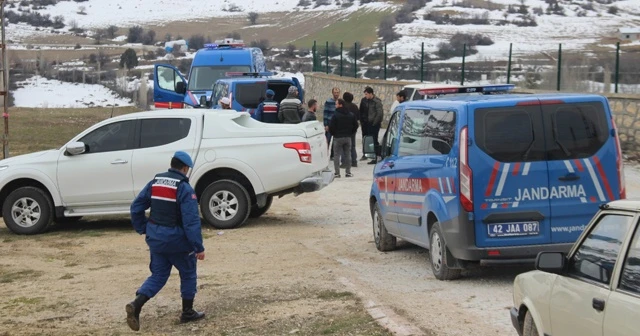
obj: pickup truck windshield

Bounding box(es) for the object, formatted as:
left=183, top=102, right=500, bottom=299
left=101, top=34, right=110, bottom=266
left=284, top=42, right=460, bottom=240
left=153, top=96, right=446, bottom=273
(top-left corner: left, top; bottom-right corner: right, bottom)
left=188, top=65, right=251, bottom=91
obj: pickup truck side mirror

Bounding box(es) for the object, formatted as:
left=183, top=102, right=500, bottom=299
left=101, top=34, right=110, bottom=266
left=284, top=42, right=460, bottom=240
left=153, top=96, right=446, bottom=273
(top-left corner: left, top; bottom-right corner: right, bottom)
left=66, top=141, right=86, bottom=156
left=199, top=95, right=208, bottom=108
left=175, top=81, right=186, bottom=94
left=535, top=252, right=567, bottom=275
left=363, top=136, right=376, bottom=159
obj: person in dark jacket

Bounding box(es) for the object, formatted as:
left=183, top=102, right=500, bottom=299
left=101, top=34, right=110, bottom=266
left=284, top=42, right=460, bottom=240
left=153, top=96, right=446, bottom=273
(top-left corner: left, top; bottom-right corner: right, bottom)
left=342, top=92, right=360, bottom=168
left=126, top=151, right=205, bottom=331
left=303, top=99, right=319, bottom=122
left=324, top=87, right=340, bottom=160
left=254, top=89, right=280, bottom=123
left=358, top=92, right=369, bottom=161
left=362, top=86, right=384, bottom=164
left=278, top=86, right=304, bottom=124
left=329, top=99, right=358, bottom=178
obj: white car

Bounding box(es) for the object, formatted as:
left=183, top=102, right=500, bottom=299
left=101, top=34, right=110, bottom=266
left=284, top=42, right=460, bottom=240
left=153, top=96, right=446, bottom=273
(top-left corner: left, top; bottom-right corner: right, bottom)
left=0, top=109, right=333, bottom=234
left=511, top=200, right=640, bottom=336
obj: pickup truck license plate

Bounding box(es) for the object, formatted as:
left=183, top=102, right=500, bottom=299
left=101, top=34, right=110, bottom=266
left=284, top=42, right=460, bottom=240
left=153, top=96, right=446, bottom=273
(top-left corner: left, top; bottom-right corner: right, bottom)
left=487, top=222, right=539, bottom=238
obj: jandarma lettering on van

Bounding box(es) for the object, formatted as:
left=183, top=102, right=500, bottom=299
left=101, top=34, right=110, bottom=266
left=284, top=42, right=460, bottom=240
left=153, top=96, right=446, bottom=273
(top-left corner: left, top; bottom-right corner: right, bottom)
left=397, top=179, right=423, bottom=193
left=515, top=185, right=586, bottom=201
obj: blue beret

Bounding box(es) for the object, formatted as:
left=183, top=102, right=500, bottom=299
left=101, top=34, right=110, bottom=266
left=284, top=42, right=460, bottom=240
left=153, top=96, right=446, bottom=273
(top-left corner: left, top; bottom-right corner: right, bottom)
left=266, top=89, right=275, bottom=96
left=173, top=151, right=193, bottom=168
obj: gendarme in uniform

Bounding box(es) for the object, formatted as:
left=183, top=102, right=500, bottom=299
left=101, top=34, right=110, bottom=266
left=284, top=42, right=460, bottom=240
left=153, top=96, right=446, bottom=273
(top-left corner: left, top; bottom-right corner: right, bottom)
left=126, top=151, right=205, bottom=331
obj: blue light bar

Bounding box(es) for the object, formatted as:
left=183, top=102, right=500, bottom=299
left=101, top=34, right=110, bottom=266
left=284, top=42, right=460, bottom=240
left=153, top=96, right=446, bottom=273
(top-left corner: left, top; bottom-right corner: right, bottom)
left=225, top=71, right=275, bottom=77
left=480, top=84, right=516, bottom=92
left=204, top=43, right=219, bottom=49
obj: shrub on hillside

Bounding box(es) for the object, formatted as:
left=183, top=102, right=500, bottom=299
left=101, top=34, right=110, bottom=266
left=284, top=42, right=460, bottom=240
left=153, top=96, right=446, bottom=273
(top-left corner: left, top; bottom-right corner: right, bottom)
left=250, top=39, right=270, bottom=52
left=127, top=25, right=144, bottom=43
left=436, top=33, right=494, bottom=59
left=608, top=6, right=618, bottom=14
left=314, top=0, right=331, bottom=7
left=106, top=25, right=119, bottom=39
left=298, top=0, right=312, bottom=6
left=142, top=30, right=156, bottom=45
left=227, top=32, right=242, bottom=40
left=378, top=16, right=400, bottom=43
left=120, top=48, right=138, bottom=70
left=188, top=34, right=206, bottom=50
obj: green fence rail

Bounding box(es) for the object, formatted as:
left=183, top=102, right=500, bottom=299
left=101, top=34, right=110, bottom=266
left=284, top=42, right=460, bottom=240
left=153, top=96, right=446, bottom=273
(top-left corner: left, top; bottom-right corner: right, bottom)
left=310, top=40, right=640, bottom=94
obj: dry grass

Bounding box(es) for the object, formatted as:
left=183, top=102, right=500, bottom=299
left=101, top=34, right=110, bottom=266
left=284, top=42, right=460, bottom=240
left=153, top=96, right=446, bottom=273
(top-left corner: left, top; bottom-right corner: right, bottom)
left=10, top=47, right=128, bottom=64
left=5, top=107, right=141, bottom=156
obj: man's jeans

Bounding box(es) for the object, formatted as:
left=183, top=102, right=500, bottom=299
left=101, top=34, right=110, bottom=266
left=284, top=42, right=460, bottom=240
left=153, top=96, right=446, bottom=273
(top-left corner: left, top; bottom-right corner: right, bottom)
left=333, top=137, right=352, bottom=174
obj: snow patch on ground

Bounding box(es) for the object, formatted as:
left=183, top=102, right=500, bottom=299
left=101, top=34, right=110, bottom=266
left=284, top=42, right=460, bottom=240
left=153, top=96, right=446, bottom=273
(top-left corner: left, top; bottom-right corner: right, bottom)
left=13, top=76, right=133, bottom=108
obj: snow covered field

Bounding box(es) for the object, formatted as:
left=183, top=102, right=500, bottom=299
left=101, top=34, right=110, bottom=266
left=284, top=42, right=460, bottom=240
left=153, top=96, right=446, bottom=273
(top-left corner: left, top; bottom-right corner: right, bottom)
left=13, top=76, right=133, bottom=108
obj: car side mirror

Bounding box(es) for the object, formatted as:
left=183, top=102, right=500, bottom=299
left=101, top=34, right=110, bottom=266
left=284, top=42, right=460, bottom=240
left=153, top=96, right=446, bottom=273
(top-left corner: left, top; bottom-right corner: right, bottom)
left=363, top=136, right=376, bottom=159
left=66, top=141, right=86, bottom=156
left=175, top=81, right=186, bottom=94
left=199, top=95, right=208, bottom=107
left=535, top=252, right=566, bottom=274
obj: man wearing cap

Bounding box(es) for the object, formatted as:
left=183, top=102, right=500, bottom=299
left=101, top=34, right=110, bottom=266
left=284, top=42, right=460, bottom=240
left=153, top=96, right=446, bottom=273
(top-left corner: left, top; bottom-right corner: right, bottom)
left=219, top=97, right=232, bottom=109
left=254, top=89, right=280, bottom=123
left=126, top=151, right=205, bottom=331
left=278, top=85, right=305, bottom=124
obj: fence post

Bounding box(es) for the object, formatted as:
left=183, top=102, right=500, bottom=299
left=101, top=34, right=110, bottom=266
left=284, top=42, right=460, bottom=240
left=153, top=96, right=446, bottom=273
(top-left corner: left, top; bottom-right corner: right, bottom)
left=354, top=42, right=358, bottom=78
left=384, top=42, right=387, bottom=80
left=557, top=43, right=562, bottom=91
left=507, top=43, right=512, bottom=84
left=325, top=41, right=329, bottom=74
left=461, top=43, right=466, bottom=85
left=421, top=42, right=424, bottom=82
left=340, top=42, right=343, bottom=77
left=615, top=42, right=620, bottom=94
left=312, top=40, right=316, bottom=72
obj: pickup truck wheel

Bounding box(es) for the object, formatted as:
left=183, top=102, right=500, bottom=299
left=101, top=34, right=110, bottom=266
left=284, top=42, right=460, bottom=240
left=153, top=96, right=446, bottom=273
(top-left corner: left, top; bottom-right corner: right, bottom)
left=200, top=179, right=251, bottom=229
left=373, top=203, right=396, bottom=251
left=429, top=222, right=462, bottom=280
left=2, top=187, right=53, bottom=235
left=249, top=196, right=273, bottom=219
left=523, top=310, right=539, bottom=336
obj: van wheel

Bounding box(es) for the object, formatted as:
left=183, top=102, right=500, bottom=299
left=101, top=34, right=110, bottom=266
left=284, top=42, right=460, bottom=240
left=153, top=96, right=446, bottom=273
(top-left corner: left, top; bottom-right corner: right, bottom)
left=373, top=203, right=396, bottom=252
left=523, top=310, right=539, bottom=336
left=249, top=196, right=273, bottom=219
left=429, top=222, right=462, bottom=280
left=2, top=187, right=53, bottom=235
left=200, top=179, right=251, bottom=229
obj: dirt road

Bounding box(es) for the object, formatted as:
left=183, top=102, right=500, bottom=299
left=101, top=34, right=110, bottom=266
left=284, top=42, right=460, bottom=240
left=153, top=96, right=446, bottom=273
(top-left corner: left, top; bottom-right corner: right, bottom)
left=3, top=141, right=640, bottom=335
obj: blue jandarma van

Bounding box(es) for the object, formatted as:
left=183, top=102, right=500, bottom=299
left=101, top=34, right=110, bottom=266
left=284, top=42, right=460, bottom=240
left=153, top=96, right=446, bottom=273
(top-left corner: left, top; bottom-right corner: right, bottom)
left=365, top=85, right=626, bottom=280
left=153, top=38, right=266, bottom=109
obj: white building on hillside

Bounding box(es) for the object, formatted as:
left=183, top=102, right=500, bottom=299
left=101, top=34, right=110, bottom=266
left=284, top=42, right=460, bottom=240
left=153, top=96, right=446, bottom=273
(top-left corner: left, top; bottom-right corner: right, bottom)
left=619, top=28, right=640, bottom=41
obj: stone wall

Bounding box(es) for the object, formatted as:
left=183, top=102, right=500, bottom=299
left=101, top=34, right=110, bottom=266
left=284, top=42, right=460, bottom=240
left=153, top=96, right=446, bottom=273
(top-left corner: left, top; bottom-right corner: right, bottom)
left=303, top=72, right=640, bottom=158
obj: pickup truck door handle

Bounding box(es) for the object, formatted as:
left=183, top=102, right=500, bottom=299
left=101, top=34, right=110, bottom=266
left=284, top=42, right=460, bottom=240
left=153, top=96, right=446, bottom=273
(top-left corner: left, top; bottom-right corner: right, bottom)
left=559, top=173, right=580, bottom=181
left=111, top=159, right=128, bottom=165
left=592, top=298, right=605, bottom=312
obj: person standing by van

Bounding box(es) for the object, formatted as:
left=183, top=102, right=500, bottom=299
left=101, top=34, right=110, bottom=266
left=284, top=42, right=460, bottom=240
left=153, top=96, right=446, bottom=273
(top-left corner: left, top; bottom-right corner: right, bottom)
left=278, top=86, right=304, bottom=124
left=329, top=99, right=358, bottom=178
left=324, top=87, right=340, bottom=160
left=255, top=89, right=280, bottom=123
left=303, top=99, right=319, bottom=122
left=342, top=92, right=360, bottom=168
left=363, top=86, right=383, bottom=164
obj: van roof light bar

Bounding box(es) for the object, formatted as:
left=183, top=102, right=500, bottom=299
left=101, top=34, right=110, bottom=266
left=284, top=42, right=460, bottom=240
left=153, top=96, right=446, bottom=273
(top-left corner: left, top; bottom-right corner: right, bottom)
left=418, top=84, right=515, bottom=96
left=225, top=71, right=275, bottom=77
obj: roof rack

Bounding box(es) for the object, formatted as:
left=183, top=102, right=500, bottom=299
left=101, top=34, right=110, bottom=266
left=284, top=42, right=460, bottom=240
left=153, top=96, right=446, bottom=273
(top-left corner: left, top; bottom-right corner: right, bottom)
left=418, top=84, right=515, bottom=96
left=225, top=71, right=275, bottom=77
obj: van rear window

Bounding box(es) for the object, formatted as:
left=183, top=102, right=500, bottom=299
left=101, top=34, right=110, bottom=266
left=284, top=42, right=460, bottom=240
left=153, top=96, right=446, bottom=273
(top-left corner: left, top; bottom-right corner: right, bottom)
left=235, top=82, right=267, bottom=109
left=474, top=106, right=546, bottom=162
left=543, top=102, right=608, bottom=160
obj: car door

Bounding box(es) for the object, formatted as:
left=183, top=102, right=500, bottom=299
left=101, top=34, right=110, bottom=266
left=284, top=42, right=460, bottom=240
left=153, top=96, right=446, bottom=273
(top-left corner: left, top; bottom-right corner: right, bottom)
left=375, top=110, right=401, bottom=236
left=57, top=119, right=136, bottom=206
left=543, top=100, right=621, bottom=244
left=603, top=216, right=640, bottom=336
left=393, top=108, right=457, bottom=243
left=549, top=212, right=634, bottom=336
left=153, top=64, right=187, bottom=109
left=131, top=117, right=198, bottom=197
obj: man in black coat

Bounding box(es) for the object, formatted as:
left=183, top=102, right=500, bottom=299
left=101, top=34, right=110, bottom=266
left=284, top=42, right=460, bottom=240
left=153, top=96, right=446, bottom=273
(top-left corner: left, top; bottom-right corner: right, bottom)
left=329, top=99, right=359, bottom=178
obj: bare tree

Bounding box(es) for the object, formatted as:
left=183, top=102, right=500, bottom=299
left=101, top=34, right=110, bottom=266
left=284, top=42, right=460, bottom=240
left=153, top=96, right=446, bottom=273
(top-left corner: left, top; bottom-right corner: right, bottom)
left=248, top=12, right=259, bottom=25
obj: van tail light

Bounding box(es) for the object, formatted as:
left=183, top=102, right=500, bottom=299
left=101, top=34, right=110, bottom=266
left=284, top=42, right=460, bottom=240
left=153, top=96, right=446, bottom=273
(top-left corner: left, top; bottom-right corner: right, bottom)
left=284, top=142, right=312, bottom=163
left=612, top=117, right=626, bottom=199
left=459, top=126, right=473, bottom=212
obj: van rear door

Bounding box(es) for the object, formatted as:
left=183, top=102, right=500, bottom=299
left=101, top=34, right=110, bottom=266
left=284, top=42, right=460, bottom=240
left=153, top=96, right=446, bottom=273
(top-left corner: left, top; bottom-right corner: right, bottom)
left=469, top=100, right=551, bottom=248
left=232, top=81, right=267, bottom=116
left=542, top=98, right=621, bottom=243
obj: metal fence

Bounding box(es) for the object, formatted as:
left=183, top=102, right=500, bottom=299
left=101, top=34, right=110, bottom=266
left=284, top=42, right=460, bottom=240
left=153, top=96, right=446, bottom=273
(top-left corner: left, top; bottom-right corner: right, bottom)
left=310, top=40, right=640, bottom=94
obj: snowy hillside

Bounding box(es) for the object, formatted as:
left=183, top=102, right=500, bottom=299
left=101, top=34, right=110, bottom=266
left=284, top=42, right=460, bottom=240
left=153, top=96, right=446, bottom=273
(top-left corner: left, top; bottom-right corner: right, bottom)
left=387, top=0, right=640, bottom=59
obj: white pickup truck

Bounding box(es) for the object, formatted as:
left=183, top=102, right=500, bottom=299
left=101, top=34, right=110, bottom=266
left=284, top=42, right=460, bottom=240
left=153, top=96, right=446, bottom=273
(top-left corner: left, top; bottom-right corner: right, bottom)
left=0, top=109, right=333, bottom=234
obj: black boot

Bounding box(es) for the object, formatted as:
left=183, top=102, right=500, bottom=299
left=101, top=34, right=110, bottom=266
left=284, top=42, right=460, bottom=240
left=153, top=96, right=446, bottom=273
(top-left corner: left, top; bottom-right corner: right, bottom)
left=125, top=294, right=150, bottom=331
left=180, top=299, right=205, bottom=323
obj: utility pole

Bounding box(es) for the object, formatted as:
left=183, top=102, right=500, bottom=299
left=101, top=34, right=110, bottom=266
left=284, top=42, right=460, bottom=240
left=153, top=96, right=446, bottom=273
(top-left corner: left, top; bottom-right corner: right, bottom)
left=0, top=0, right=9, bottom=159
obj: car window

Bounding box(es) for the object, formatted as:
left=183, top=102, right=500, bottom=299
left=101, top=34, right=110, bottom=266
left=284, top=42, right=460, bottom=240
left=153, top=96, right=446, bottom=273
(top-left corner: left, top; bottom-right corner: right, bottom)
left=235, top=82, right=267, bottom=109
left=398, top=109, right=455, bottom=156
left=618, top=221, right=640, bottom=295
left=157, top=66, right=183, bottom=92
left=410, top=89, right=423, bottom=101
left=139, top=118, right=192, bottom=148
left=568, top=214, right=633, bottom=286
left=382, top=111, right=400, bottom=157
left=543, top=102, right=609, bottom=160
left=474, top=105, right=546, bottom=162
left=79, top=120, right=135, bottom=154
